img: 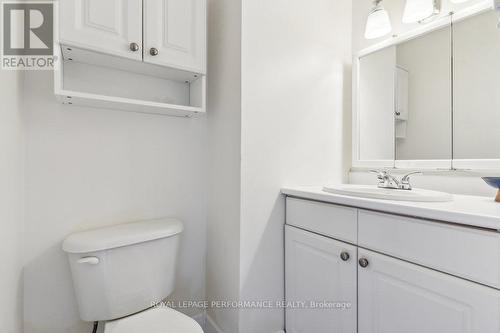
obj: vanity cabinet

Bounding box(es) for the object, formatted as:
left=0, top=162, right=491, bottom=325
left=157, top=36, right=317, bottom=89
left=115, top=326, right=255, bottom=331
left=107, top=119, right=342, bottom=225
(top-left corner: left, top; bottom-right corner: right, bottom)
left=285, top=226, right=357, bottom=333
left=285, top=197, right=500, bottom=333
left=59, top=0, right=206, bottom=74
left=358, top=249, right=500, bottom=333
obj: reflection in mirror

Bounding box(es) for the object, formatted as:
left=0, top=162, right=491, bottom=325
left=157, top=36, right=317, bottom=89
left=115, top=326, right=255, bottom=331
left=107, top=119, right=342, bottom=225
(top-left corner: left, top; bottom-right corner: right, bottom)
left=357, top=21, right=452, bottom=165
left=395, top=23, right=452, bottom=161
left=453, top=9, right=500, bottom=160
left=358, top=47, right=395, bottom=163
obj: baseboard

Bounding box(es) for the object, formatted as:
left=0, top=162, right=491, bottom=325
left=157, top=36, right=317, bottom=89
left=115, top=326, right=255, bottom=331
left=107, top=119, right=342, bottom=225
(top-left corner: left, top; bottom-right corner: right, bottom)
left=196, top=312, right=284, bottom=333
left=205, top=314, right=225, bottom=333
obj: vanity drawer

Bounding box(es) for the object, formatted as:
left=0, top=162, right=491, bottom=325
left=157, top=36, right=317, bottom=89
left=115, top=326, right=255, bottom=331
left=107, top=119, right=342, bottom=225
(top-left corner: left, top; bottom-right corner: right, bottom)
left=358, top=210, right=500, bottom=289
left=286, top=197, right=357, bottom=243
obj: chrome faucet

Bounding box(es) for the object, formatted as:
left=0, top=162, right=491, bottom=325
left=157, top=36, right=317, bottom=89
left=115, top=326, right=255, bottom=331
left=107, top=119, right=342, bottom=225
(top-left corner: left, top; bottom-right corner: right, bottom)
left=370, top=170, right=422, bottom=190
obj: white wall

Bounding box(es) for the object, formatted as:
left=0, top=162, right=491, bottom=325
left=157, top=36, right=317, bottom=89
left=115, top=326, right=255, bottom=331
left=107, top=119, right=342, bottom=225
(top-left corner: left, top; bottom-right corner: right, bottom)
left=0, top=70, right=24, bottom=333
left=22, top=71, right=208, bottom=333
left=205, top=1, right=353, bottom=332
left=239, top=0, right=352, bottom=332
left=206, top=0, right=242, bottom=331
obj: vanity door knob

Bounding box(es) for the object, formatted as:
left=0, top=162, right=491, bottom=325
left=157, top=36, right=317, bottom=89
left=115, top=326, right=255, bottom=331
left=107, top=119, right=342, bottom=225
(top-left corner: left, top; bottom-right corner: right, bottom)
left=359, top=258, right=369, bottom=268
left=129, top=42, right=140, bottom=52
left=340, top=252, right=350, bottom=261
left=150, top=47, right=159, bottom=56
left=395, top=111, right=401, bottom=116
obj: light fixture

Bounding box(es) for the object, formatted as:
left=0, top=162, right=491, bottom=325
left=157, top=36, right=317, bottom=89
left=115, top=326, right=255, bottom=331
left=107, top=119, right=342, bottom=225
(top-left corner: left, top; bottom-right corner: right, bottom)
left=364, top=0, right=392, bottom=40
left=402, top=0, right=440, bottom=24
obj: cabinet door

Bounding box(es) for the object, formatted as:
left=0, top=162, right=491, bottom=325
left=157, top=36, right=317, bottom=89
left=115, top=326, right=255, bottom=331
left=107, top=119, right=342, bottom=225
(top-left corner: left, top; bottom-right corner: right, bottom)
left=395, top=67, right=409, bottom=120
left=144, top=0, right=206, bottom=73
left=358, top=249, right=500, bottom=333
left=285, top=226, right=357, bottom=333
left=59, top=0, right=142, bottom=60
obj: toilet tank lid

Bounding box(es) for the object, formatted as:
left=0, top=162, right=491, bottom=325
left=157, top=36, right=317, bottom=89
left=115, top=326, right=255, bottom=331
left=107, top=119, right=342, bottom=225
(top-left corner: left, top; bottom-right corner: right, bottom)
left=62, top=218, right=183, bottom=254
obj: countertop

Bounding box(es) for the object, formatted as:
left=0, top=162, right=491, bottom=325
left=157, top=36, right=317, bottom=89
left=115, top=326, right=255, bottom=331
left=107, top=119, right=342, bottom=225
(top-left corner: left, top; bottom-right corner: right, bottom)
left=281, top=186, right=500, bottom=231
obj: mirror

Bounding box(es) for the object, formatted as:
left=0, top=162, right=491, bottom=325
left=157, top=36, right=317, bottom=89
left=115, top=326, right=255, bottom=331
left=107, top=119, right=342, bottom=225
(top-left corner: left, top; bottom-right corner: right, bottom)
left=394, top=24, right=452, bottom=162
left=357, top=22, right=452, bottom=164
left=453, top=9, right=500, bottom=160
left=358, top=47, right=396, bottom=164
left=355, top=6, right=500, bottom=169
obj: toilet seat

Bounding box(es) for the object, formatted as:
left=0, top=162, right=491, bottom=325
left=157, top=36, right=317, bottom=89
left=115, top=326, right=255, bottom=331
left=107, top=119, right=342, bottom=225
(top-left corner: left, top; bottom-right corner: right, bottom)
left=104, top=307, right=204, bottom=333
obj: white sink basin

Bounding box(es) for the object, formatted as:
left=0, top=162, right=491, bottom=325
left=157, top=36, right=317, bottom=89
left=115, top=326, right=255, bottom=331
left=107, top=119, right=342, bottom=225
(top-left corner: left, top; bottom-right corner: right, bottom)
left=323, top=184, right=453, bottom=202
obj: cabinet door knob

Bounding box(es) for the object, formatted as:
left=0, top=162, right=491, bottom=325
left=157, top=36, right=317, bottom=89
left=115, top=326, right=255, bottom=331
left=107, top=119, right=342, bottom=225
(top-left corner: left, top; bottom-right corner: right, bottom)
left=129, top=42, right=140, bottom=52
left=358, top=258, right=369, bottom=268
left=340, top=252, right=350, bottom=261
left=395, top=111, right=401, bottom=116
left=150, top=47, right=159, bottom=56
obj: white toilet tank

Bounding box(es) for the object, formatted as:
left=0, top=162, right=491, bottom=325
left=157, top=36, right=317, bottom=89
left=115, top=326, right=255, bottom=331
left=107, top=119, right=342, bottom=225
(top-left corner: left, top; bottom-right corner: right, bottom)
left=62, top=218, right=183, bottom=322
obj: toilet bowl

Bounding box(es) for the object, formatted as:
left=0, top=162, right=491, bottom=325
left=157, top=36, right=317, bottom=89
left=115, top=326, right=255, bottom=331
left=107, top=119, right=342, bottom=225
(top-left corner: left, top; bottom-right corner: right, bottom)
left=62, top=218, right=204, bottom=332
left=104, top=307, right=203, bottom=333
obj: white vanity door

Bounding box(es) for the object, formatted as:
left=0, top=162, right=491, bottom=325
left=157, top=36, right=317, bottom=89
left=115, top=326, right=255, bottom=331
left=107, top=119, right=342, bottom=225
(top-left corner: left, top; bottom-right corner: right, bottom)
left=285, top=226, right=357, bottom=333
left=358, top=248, right=500, bottom=333
left=59, top=0, right=143, bottom=60
left=144, top=0, right=206, bottom=74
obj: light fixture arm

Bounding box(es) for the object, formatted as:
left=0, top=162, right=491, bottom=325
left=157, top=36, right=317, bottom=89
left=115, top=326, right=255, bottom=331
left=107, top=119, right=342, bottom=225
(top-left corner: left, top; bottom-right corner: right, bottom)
left=403, top=0, right=441, bottom=24
left=418, top=0, right=441, bottom=24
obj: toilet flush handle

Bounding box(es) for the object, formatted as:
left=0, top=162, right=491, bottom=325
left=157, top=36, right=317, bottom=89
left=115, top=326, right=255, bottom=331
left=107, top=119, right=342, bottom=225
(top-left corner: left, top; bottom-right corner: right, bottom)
left=77, top=256, right=100, bottom=265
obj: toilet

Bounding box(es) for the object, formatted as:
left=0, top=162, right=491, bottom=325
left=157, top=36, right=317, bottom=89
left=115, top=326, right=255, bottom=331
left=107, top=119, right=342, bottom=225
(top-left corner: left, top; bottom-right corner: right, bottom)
left=62, top=218, right=203, bottom=333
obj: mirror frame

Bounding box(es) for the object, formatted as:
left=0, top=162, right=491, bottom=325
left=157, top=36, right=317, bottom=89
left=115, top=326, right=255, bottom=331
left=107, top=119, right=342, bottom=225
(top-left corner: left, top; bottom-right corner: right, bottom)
left=352, top=0, right=498, bottom=171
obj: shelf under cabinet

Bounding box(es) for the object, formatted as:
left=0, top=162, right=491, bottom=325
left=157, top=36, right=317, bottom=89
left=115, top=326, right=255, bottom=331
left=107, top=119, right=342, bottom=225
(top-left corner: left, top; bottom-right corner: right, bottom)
left=54, top=89, right=204, bottom=117
left=54, top=44, right=206, bottom=117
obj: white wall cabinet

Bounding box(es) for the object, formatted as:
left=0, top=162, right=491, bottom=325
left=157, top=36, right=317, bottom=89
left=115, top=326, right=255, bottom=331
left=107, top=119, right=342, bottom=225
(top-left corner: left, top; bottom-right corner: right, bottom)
left=60, top=0, right=206, bottom=74
left=285, top=226, right=357, bottom=333
left=59, top=0, right=143, bottom=61
left=144, top=0, right=206, bottom=73
left=395, top=67, right=409, bottom=121
left=57, top=0, right=207, bottom=117
left=285, top=198, right=500, bottom=333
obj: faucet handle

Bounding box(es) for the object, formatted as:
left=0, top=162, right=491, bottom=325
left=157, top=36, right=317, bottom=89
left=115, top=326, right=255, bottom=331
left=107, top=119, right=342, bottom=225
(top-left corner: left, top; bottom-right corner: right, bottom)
left=400, top=171, right=423, bottom=190
left=401, top=171, right=423, bottom=183
left=370, top=169, right=401, bottom=189
left=370, top=169, right=387, bottom=177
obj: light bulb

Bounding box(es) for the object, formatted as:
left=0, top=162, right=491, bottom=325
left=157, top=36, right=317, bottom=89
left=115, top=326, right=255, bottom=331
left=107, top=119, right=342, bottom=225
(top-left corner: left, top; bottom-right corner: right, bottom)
left=364, top=1, right=392, bottom=39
